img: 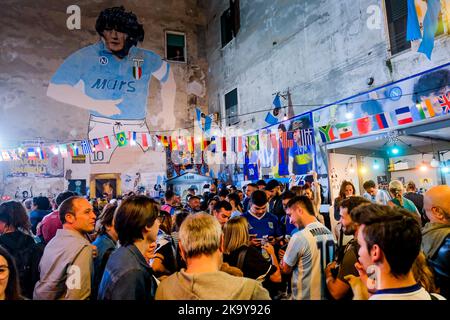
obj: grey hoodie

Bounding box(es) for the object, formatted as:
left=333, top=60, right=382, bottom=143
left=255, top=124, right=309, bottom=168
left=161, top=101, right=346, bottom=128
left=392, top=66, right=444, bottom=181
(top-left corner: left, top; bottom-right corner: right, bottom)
left=155, top=269, right=270, bottom=300
left=422, top=222, right=450, bottom=259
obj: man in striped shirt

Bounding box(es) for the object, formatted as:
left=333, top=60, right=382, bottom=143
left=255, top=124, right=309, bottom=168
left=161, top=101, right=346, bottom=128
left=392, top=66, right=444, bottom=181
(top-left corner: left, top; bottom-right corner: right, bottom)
left=281, top=196, right=335, bottom=300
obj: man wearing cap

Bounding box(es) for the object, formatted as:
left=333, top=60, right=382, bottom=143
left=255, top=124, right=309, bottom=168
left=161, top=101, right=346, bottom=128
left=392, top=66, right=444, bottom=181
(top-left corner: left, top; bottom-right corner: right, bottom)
left=185, top=195, right=202, bottom=214
left=289, top=121, right=314, bottom=175
left=265, top=180, right=285, bottom=223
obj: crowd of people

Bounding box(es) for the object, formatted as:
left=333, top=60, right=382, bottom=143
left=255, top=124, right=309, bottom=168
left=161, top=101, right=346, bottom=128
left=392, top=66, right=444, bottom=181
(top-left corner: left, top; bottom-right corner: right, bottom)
left=0, top=175, right=448, bottom=301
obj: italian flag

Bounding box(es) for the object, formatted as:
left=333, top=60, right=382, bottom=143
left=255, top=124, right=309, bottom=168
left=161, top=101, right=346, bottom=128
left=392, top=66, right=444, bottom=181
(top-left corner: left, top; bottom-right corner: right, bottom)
left=336, top=122, right=353, bottom=139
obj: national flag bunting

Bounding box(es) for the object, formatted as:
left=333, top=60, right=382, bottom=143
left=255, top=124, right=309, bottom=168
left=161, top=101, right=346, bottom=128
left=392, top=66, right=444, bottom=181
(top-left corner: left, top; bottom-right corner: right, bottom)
left=417, top=99, right=436, bottom=120
left=37, top=148, right=45, bottom=160
left=27, top=148, right=37, bottom=160
left=437, top=92, right=450, bottom=114
left=116, top=132, right=128, bottom=147
left=1, top=151, right=11, bottom=161
left=318, top=125, right=336, bottom=143
left=92, top=138, right=100, bottom=151
left=336, top=122, right=353, bottom=139
left=395, top=107, right=413, bottom=125
left=221, top=137, right=227, bottom=153
left=374, top=112, right=392, bottom=130
left=237, top=137, right=243, bottom=152
left=248, top=135, right=259, bottom=152
left=300, top=129, right=314, bottom=146
left=270, top=133, right=278, bottom=149
left=141, top=133, right=149, bottom=148
left=103, top=136, right=111, bottom=149
left=81, top=140, right=92, bottom=154
left=286, top=131, right=294, bottom=148
left=356, top=117, right=371, bottom=135
left=59, top=145, right=68, bottom=158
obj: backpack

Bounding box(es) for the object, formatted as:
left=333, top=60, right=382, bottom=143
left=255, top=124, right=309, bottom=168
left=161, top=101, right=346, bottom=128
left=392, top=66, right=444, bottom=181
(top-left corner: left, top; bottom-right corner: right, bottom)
left=0, top=234, right=44, bottom=299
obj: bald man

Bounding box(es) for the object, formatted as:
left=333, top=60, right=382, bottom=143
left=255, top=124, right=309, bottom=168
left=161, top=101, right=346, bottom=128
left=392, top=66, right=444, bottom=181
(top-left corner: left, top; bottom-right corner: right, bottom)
left=422, top=185, right=450, bottom=298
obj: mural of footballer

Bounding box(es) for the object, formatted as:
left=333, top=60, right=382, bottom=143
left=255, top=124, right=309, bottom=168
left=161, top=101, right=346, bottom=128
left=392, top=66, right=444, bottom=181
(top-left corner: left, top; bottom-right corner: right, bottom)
left=47, top=6, right=176, bottom=164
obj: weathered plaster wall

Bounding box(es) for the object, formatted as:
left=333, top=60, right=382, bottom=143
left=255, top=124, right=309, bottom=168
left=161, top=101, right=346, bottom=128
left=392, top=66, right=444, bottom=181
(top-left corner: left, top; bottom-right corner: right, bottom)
left=0, top=0, right=209, bottom=195
left=205, top=0, right=450, bottom=129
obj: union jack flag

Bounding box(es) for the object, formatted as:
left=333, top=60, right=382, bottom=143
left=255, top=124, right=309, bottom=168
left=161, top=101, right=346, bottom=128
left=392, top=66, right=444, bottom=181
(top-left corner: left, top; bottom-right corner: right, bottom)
left=437, top=92, right=450, bottom=114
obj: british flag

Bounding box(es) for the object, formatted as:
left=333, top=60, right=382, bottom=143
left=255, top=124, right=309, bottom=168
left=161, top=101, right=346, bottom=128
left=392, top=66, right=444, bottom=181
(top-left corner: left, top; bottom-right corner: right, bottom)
left=437, top=92, right=450, bottom=114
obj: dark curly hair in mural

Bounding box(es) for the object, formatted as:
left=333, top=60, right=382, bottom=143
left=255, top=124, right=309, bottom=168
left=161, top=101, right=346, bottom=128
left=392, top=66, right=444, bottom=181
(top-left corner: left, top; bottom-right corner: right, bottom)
left=412, top=69, right=449, bottom=103
left=95, top=6, right=145, bottom=58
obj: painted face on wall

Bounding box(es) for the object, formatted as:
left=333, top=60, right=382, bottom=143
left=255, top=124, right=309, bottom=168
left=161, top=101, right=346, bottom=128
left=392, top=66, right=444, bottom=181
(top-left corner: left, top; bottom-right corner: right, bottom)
left=103, top=29, right=127, bottom=52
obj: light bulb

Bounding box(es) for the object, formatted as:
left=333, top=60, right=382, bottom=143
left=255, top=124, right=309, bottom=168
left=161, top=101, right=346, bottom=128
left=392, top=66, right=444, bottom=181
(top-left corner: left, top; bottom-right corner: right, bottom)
left=442, top=166, right=449, bottom=173
left=430, top=157, right=440, bottom=168
left=349, top=167, right=355, bottom=174
left=51, top=146, right=59, bottom=155
left=372, top=161, right=380, bottom=170
left=419, top=162, right=428, bottom=172
left=345, top=112, right=354, bottom=120
left=392, top=146, right=399, bottom=155
left=360, top=166, right=367, bottom=174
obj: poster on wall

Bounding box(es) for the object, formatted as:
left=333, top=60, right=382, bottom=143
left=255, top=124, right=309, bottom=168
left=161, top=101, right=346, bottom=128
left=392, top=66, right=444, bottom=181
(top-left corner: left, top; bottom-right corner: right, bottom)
left=6, top=154, right=64, bottom=178
left=95, top=179, right=117, bottom=199
left=68, top=179, right=87, bottom=196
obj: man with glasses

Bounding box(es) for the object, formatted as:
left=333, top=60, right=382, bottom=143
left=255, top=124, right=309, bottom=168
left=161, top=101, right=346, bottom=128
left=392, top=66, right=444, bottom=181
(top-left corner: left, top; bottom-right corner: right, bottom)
left=243, top=190, right=282, bottom=247
left=422, top=185, right=450, bottom=298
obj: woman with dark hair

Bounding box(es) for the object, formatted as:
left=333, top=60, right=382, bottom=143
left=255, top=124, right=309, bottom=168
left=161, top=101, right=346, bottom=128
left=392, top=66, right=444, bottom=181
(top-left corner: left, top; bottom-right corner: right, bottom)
left=333, top=180, right=356, bottom=221
left=98, top=195, right=160, bottom=300
left=150, top=211, right=177, bottom=278
left=0, top=245, right=23, bottom=300
left=0, top=201, right=43, bottom=299
left=92, top=203, right=118, bottom=299
left=227, top=192, right=244, bottom=218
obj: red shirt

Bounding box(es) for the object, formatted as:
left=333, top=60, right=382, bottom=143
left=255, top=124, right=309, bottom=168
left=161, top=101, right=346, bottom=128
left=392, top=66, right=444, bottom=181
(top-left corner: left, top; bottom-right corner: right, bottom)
left=36, top=210, right=62, bottom=243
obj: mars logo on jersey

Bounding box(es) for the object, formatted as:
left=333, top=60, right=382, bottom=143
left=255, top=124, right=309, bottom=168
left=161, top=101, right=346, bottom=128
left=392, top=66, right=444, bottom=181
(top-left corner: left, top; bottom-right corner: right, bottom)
left=132, top=58, right=144, bottom=80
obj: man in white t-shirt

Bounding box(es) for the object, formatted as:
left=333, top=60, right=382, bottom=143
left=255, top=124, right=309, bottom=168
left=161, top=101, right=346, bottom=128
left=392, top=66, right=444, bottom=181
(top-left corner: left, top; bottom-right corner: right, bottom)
left=281, top=195, right=335, bottom=300
left=352, top=203, right=445, bottom=300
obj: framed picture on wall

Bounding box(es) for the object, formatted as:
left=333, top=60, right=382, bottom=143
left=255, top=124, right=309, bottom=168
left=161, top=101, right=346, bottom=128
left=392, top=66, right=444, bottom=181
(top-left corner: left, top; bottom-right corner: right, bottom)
left=95, top=179, right=117, bottom=199
left=68, top=179, right=87, bottom=196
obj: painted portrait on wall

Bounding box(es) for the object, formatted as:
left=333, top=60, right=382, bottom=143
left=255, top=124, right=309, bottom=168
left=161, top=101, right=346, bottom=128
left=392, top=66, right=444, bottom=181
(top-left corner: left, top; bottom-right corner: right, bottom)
left=46, top=6, right=176, bottom=164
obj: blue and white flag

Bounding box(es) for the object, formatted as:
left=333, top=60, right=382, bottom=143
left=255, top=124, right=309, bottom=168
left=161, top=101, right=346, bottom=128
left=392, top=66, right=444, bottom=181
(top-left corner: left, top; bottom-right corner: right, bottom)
left=81, top=139, right=93, bottom=154
left=418, top=0, right=441, bottom=60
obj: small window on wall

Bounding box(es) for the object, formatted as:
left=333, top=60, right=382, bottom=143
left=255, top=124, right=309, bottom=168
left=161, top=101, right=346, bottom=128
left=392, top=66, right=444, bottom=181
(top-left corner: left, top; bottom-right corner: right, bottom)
left=385, top=0, right=411, bottom=55
left=166, top=31, right=186, bottom=62
left=225, top=88, right=239, bottom=126
left=220, top=0, right=240, bottom=48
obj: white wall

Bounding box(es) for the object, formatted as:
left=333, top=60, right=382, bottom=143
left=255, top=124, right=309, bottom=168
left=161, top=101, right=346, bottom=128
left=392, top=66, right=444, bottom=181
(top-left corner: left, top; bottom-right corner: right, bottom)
left=390, top=153, right=440, bottom=191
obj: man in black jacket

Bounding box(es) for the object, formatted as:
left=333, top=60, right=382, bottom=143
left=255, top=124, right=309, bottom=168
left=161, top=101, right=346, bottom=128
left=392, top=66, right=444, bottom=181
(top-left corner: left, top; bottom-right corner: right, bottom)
left=422, top=185, right=450, bottom=299
left=265, top=180, right=285, bottom=223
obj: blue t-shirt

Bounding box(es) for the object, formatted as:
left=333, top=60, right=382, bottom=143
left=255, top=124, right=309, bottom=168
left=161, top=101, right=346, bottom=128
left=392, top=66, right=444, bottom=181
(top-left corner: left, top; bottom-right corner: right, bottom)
left=50, top=41, right=168, bottom=119
left=289, top=144, right=313, bottom=175
left=243, top=211, right=282, bottom=239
